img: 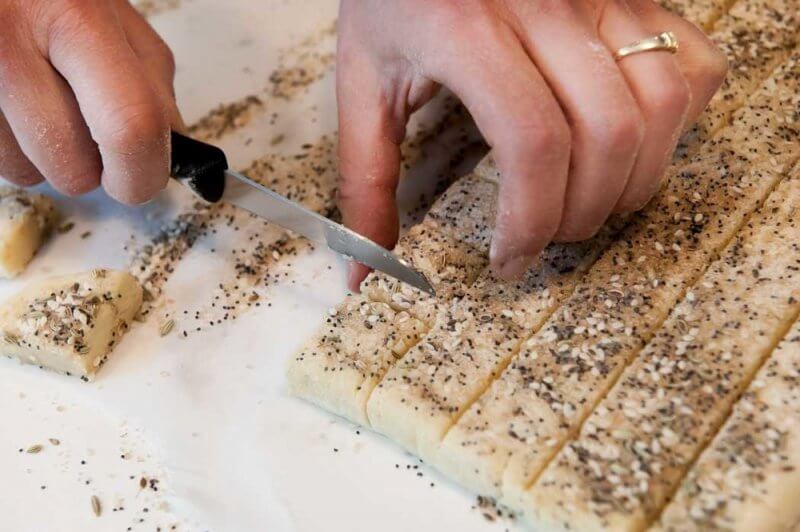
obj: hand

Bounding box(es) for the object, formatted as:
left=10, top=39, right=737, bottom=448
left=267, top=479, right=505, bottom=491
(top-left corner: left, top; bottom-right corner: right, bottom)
left=0, top=0, right=182, bottom=204
left=336, top=0, right=727, bottom=287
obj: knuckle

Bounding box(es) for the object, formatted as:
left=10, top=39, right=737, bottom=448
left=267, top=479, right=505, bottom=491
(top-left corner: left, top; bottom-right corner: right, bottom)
left=147, top=35, right=176, bottom=76
left=47, top=0, right=96, bottom=40
left=641, top=75, right=691, bottom=121
left=512, top=116, right=571, bottom=160
left=588, top=107, right=644, bottom=157
left=99, top=102, right=169, bottom=156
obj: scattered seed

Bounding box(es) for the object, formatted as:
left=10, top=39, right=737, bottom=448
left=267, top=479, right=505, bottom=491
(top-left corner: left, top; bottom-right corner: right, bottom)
left=27, top=445, right=43, bottom=454
left=80, top=231, right=92, bottom=239
left=91, top=495, right=102, bottom=517
left=3, top=333, right=20, bottom=346
left=160, top=319, right=175, bottom=337
left=57, top=222, right=75, bottom=234
left=48, top=438, right=60, bottom=446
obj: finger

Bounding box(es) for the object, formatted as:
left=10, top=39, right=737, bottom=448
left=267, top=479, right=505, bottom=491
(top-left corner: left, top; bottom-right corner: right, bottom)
left=336, top=38, right=405, bottom=292
left=626, top=0, right=728, bottom=125
left=424, top=16, right=571, bottom=279
left=599, top=0, right=691, bottom=212
left=114, top=0, right=186, bottom=130
left=45, top=1, right=171, bottom=204
left=0, top=112, right=44, bottom=187
left=509, top=2, right=645, bottom=242
left=0, top=26, right=102, bottom=195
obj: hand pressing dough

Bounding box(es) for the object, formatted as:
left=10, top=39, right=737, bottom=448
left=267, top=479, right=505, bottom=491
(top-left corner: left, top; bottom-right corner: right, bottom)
left=524, top=168, right=800, bottom=532
left=0, top=187, right=57, bottom=278
left=439, top=55, right=800, bottom=506
left=0, top=270, right=143, bottom=379
left=287, top=295, right=427, bottom=425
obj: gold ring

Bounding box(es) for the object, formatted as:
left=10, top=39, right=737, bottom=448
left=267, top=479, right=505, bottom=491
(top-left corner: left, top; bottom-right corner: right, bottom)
left=614, top=31, right=679, bottom=61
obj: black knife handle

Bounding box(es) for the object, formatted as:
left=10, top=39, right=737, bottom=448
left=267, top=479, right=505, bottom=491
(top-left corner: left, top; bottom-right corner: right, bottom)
left=170, top=131, right=228, bottom=203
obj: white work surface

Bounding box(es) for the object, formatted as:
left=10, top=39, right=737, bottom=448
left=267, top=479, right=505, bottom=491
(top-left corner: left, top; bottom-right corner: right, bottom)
left=0, top=1, right=520, bottom=531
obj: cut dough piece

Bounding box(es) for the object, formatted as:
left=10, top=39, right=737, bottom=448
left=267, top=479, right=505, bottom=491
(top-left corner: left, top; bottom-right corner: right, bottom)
left=440, top=69, right=800, bottom=505
left=0, top=187, right=57, bottom=278
left=675, top=0, right=798, bottom=161
left=657, top=0, right=734, bottom=29
left=712, top=0, right=798, bottom=113
left=361, top=221, right=488, bottom=326
left=724, top=53, right=800, bottom=166
left=466, top=219, right=625, bottom=332
left=368, top=215, right=624, bottom=462
left=426, top=173, right=497, bottom=254
left=0, top=270, right=143, bottom=379
left=367, top=297, right=525, bottom=458
left=656, top=318, right=800, bottom=531
left=287, top=295, right=427, bottom=425
left=524, top=169, right=800, bottom=532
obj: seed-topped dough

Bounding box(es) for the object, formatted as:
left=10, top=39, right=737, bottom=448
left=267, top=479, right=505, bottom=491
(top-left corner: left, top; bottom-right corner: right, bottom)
left=657, top=0, right=734, bottom=29
left=0, top=188, right=57, bottom=278
left=675, top=0, right=798, bottom=161
left=426, top=173, right=497, bottom=255
left=722, top=53, right=800, bottom=166
left=361, top=220, right=488, bottom=326
left=0, top=270, right=142, bottom=379
left=437, top=56, right=800, bottom=506
left=367, top=296, right=525, bottom=457
left=655, top=311, right=800, bottom=532
left=287, top=296, right=427, bottom=425
left=367, top=221, right=625, bottom=457
left=524, top=165, right=800, bottom=532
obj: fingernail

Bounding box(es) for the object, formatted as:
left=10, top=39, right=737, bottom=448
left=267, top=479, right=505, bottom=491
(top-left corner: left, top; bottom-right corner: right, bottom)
left=494, top=254, right=535, bottom=281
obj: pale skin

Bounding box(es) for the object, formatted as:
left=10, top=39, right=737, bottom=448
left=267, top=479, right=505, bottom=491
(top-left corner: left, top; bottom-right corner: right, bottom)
left=0, top=0, right=726, bottom=285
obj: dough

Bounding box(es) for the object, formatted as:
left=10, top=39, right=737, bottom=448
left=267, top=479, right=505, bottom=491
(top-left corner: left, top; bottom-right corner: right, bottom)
left=361, top=220, right=487, bottom=326
left=675, top=0, right=798, bottom=162
left=655, top=328, right=800, bottom=531
left=426, top=173, right=498, bottom=255
left=524, top=168, right=800, bottom=532
left=0, top=270, right=143, bottom=379
left=287, top=295, right=427, bottom=425
left=0, top=187, right=57, bottom=278
left=437, top=52, right=800, bottom=506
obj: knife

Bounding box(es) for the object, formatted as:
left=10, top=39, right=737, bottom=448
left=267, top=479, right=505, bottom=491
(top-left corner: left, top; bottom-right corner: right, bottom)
left=169, top=131, right=435, bottom=296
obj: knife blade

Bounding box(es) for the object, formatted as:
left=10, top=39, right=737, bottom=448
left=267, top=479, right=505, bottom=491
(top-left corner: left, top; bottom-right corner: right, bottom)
left=170, top=131, right=435, bottom=296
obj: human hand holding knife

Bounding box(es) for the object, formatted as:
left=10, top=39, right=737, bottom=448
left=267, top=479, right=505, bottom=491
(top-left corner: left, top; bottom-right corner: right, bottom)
left=169, top=131, right=435, bottom=296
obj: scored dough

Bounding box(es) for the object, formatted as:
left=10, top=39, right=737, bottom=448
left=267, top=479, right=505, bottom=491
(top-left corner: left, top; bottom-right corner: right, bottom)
left=426, top=173, right=497, bottom=255
left=368, top=223, right=625, bottom=462
left=287, top=295, right=427, bottom=425
left=367, top=296, right=524, bottom=457
left=0, top=187, right=57, bottom=278
left=361, top=220, right=488, bottom=326
left=657, top=0, right=734, bottom=29
left=0, top=270, right=142, bottom=379
left=524, top=166, right=800, bottom=532
left=675, top=0, right=798, bottom=161
left=655, top=308, right=800, bottom=532
left=437, top=54, right=800, bottom=506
